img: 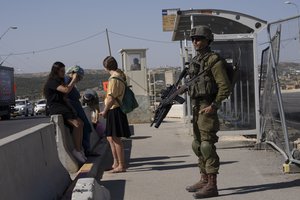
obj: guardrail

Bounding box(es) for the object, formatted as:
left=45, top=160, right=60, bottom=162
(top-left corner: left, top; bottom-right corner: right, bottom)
left=0, top=106, right=111, bottom=200
left=0, top=123, right=71, bottom=200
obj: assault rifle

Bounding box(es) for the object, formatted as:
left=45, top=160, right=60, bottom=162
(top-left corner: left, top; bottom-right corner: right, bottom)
left=151, top=61, right=213, bottom=128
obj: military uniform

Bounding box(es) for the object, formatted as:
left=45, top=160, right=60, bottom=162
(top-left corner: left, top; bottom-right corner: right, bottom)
left=189, top=50, right=231, bottom=174
left=185, top=26, right=231, bottom=199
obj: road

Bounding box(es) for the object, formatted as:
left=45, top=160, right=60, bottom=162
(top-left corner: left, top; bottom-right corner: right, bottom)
left=101, top=120, right=300, bottom=200
left=0, top=115, right=50, bottom=139
left=271, top=92, right=300, bottom=128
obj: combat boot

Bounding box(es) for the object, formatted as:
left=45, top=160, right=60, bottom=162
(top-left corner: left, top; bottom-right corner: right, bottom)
left=186, top=173, right=208, bottom=192
left=193, top=174, right=218, bottom=199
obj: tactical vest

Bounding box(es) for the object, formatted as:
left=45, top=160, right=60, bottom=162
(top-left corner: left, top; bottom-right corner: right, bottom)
left=188, top=52, right=218, bottom=99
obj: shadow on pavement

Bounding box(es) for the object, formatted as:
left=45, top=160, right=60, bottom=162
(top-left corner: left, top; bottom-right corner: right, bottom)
left=219, top=179, right=300, bottom=197
left=101, top=180, right=126, bottom=200
left=129, top=136, right=152, bottom=140
left=217, top=145, right=255, bottom=150
left=130, top=155, right=190, bottom=163
left=100, top=139, right=132, bottom=200
left=129, top=160, right=186, bottom=168
left=127, top=153, right=237, bottom=172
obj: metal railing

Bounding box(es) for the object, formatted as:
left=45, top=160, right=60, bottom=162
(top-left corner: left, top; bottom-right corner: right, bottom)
left=259, top=15, right=300, bottom=165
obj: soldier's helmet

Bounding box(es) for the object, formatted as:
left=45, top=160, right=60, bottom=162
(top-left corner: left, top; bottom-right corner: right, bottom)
left=190, top=25, right=214, bottom=42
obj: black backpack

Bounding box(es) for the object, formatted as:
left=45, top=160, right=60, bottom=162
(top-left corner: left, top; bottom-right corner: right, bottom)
left=223, top=59, right=239, bottom=90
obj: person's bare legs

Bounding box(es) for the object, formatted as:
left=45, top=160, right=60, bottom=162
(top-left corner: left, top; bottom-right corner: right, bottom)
left=107, top=136, right=119, bottom=169
left=67, top=118, right=83, bottom=151
left=112, top=136, right=126, bottom=172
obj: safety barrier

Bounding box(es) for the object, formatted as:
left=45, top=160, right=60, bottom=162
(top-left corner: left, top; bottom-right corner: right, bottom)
left=71, top=178, right=110, bottom=200
left=0, top=123, right=71, bottom=200
left=51, top=107, right=104, bottom=173
left=51, top=115, right=80, bottom=173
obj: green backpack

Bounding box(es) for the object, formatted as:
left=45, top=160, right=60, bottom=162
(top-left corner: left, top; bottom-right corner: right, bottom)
left=110, top=77, right=139, bottom=114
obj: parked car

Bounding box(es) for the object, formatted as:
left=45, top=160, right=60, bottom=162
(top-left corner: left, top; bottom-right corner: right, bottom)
left=12, top=99, right=34, bottom=117
left=34, top=99, right=48, bottom=115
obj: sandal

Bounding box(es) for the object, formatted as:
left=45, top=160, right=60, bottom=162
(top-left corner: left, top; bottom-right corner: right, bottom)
left=110, top=167, right=126, bottom=173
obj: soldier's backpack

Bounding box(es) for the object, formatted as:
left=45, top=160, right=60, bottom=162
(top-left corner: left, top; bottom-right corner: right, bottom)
left=222, top=58, right=240, bottom=91
left=110, top=77, right=139, bottom=114
left=204, top=52, right=240, bottom=91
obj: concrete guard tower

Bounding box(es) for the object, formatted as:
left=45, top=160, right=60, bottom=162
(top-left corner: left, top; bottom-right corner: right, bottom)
left=119, top=48, right=150, bottom=123
left=119, top=49, right=148, bottom=95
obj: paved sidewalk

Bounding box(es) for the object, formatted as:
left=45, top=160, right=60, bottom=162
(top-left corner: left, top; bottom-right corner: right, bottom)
left=101, top=120, right=300, bottom=200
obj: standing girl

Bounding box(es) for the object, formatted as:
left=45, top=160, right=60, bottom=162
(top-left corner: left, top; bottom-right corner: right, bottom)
left=100, top=56, right=130, bottom=173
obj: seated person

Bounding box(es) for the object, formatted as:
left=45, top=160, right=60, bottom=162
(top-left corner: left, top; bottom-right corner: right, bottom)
left=65, top=66, right=97, bottom=157
left=44, top=62, right=86, bottom=163
left=83, top=89, right=100, bottom=129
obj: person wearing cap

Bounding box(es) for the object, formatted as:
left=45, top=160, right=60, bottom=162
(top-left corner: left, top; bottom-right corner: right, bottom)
left=185, top=26, right=231, bottom=199
left=82, top=89, right=100, bottom=128
left=65, top=65, right=98, bottom=157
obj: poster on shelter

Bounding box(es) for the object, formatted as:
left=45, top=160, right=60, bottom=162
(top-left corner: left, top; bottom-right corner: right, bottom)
left=128, top=54, right=141, bottom=71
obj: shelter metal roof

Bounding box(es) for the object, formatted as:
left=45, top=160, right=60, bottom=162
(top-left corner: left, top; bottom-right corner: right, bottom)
left=172, top=9, right=267, bottom=41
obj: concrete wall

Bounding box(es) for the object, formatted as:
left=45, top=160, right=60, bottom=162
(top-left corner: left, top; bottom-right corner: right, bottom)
left=84, top=106, right=105, bottom=148
left=51, top=115, right=80, bottom=173
left=72, top=178, right=110, bottom=200
left=0, top=123, right=71, bottom=200
left=166, top=104, right=184, bottom=118
left=127, top=95, right=151, bottom=123
left=51, top=107, right=103, bottom=173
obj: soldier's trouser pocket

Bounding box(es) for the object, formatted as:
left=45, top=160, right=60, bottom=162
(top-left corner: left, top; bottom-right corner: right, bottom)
left=198, top=104, right=219, bottom=140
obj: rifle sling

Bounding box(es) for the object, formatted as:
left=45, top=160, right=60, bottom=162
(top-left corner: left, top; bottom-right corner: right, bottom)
left=163, top=56, right=220, bottom=105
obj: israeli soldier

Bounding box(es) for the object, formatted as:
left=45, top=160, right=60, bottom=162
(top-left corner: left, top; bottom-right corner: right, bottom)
left=185, top=26, right=231, bottom=199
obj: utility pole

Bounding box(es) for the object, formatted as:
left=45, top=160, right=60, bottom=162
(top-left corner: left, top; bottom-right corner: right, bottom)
left=106, top=28, right=112, bottom=56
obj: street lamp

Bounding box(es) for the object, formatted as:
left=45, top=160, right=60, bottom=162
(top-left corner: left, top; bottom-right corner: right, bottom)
left=285, top=1, right=300, bottom=13
left=0, top=26, right=18, bottom=41
left=285, top=1, right=300, bottom=42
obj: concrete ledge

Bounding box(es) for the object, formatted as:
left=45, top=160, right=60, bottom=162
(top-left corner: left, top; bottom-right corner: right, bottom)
left=72, top=178, right=110, bottom=200
left=62, top=139, right=113, bottom=199
left=83, top=106, right=102, bottom=149
left=51, top=115, right=80, bottom=173
left=51, top=107, right=105, bottom=173
left=0, top=123, right=71, bottom=200
left=167, top=104, right=184, bottom=118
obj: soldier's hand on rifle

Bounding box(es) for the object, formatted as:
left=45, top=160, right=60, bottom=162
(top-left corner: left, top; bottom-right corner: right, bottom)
left=200, top=105, right=215, bottom=114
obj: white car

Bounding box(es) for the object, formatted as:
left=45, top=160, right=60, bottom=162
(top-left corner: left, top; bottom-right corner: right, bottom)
left=34, top=99, right=47, bottom=115
left=12, top=99, right=34, bottom=117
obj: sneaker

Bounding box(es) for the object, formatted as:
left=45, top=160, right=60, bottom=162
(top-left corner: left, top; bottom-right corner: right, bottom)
left=72, top=149, right=86, bottom=163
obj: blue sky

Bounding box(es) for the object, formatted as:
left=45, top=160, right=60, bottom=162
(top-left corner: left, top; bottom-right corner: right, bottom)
left=0, top=0, right=298, bottom=73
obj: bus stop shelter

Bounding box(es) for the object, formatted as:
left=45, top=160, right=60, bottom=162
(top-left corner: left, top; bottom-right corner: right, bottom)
left=165, top=9, right=267, bottom=135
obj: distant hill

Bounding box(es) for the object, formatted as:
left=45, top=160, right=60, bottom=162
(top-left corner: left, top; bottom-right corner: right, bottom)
left=15, top=69, right=110, bottom=100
